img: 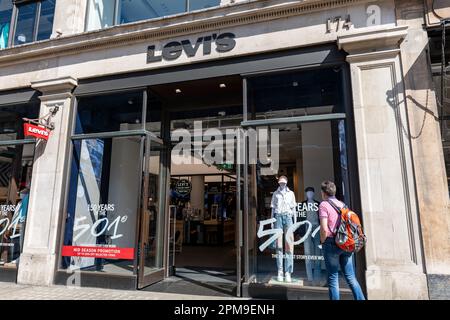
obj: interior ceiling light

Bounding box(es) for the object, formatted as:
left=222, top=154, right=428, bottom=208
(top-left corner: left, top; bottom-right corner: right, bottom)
left=219, top=83, right=226, bottom=88
left=175, top=89, right=182, bottom=93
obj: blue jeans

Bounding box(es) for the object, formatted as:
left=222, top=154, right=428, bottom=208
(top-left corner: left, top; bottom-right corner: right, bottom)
left=322, top=237, right=365, bottom=300
left=275, top=213, right=293, bottom=273
left=304, top=226, right=322, bottom=282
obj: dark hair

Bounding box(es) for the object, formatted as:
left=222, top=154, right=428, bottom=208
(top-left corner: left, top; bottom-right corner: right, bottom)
left=305, top=186, right=315, bottom=193
left=321, top=180, right=336, bottom=197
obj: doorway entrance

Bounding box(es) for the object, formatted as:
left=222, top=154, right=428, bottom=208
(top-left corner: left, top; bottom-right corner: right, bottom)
left=144, top=75, right=243, bottom=295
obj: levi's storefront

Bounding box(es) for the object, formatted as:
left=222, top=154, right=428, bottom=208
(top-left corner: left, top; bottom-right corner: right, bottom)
left=54, top=41, right=363, bottom=298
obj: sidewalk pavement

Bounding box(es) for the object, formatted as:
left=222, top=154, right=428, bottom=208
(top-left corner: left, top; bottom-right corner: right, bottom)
left=0, top=282, right=244, bottom=300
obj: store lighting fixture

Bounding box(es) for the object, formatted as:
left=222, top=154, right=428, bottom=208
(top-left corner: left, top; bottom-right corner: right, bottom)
left=219, top=83, right=226, bottom=88
left=175, top=89, right=182, bottom=93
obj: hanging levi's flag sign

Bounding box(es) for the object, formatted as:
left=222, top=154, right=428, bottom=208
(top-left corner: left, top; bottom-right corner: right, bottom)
left=24, top=123, right=50, bottom=140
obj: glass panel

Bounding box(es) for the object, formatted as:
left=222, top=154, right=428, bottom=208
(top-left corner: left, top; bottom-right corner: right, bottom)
left=141, top=142, right=165, bottom=274
left=61, top=136, right=143, bottom=275
left=432, top=70, right=450, bottom=196
left=75, top=90, right=144, bottom=134
left=36, top=0, right=56, bottom=41
left=0, top=144, right=34, bottom=269
left=188, top=0, right=220, bottom=11
left=85, top=0, right=115, bottom=31
left=145, top=90, right=163, bottom=138
left=248, top=120, right=350, bottom=288
left=119, top=0, right=187, bottom=24
left=247, top=67, right=345, bottom=120
left=0, top=0, right=13, bottom=49
left=14, top=2, right=37, bottom=45
left=0, top=103, right=40, bottom=141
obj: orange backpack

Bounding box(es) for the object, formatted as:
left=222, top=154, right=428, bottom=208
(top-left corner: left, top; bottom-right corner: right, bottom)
left=328, top=200, right=367, bottom=253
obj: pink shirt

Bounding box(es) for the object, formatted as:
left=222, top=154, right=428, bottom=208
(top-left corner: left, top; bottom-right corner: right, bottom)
left=319, top=197, right=345, bottom=238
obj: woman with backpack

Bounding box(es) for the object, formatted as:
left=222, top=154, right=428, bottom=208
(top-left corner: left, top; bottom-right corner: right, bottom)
left=319, top=180, right=366, bottom=300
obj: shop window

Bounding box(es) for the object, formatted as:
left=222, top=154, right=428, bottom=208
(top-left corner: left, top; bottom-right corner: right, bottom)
left=75, top=90, right=144, bottom=134
left=13, top=0, right=56, bottom=46
left=0, top=102, right=38, bottom=271
left=61, top=136, right=143, bottom=274
left=86, top=0, right=221, bottom=31
left=0, top=144, right=34, bottom=269
left=0, top=0, right=13, bottom=49
left=244, top=68, right=354, bottom=289
left=247, top=120, right=351, bottom=288
left=247, top=67, right=345, bottom=120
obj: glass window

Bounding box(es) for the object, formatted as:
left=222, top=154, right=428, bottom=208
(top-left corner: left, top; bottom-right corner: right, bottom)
left=244, top=68, right=355, bottom=290
left=0, top=144, right=34, bottom=269
left=0, top=0, right=13, bottom=49
left=0, top=103, right=40, bottom=141
left=36, top=0, right=56, bottom=41
left=61, top=136, right=143, bottom=274
left=247, top=120, right=351, bottom=288
left=247, top=67, right=345, bottom=120
left=85, top=0, right=115, bottom=31
left=119, top=0, right=186, bottom=24
left=86, top=0, right=222, bottom=30
left=75, top=90, right=144, bottom=134
left=14, top=2, right=37, bottom=46
left=189, top=0, right=220, bottom=11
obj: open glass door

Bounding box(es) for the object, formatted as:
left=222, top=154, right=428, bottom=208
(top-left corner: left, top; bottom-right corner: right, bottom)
left=137, top=133, right=167, bottom=288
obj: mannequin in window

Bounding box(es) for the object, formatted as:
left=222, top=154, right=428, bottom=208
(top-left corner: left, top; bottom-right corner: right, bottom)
left=271, top=175, right=296, bottom=282
left=301, top=186, right=322, bottom=285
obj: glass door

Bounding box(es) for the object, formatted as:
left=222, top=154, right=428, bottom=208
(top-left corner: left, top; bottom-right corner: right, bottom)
left=137, top=133, right=167, bottom=288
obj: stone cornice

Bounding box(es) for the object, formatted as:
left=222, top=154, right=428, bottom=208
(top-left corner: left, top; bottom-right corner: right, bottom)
left=31, top=76, right=78, bottom=95
left=337, top=25, right=408, bottom=55
left=0, top=0, right=371, bottom=67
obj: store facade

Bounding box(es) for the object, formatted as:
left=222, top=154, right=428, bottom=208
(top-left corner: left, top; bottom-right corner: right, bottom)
left=0, top=0, right=448, bottom=299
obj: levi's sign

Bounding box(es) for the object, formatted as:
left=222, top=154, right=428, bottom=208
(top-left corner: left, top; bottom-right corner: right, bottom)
left=147, top=32, right=236, bottom=63
left=23, top=123, right=50, bottom=140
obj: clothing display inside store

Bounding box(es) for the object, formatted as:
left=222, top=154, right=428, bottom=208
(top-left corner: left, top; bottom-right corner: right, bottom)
left=170, top=176, right=236, bottom=247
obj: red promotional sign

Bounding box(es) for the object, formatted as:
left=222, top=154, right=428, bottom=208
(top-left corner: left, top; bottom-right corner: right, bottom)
left=23, top=123, right=50, bottom=140
left=61, top=246, right=135, bottom=260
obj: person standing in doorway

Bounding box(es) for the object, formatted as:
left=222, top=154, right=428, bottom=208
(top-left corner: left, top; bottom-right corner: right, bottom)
left=319, top=180, right=365, bottom=300
left=271, top=175, right=296, bottom=282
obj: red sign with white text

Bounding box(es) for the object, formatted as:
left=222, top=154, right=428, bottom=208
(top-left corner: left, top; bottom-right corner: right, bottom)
left=61, top=246, right=135, bottom=260
left=23, top=123, right=50, bottom=140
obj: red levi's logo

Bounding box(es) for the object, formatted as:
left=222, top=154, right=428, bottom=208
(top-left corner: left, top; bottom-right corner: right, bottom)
left=23, top=123, right=50, bottom=140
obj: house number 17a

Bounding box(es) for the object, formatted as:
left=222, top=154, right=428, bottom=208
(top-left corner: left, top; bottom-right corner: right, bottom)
left=326, top=15, right=352, bottom=33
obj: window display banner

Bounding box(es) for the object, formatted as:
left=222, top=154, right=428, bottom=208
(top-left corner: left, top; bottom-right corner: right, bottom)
left=61, top=245, right=134, bottom=260
left=23, top=123, right=50, bottom=140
